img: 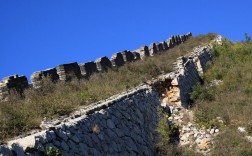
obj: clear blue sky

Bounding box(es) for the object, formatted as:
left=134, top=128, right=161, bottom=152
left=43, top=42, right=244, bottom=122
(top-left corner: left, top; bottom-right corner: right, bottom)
left=0, top=0, right=251, bottom=81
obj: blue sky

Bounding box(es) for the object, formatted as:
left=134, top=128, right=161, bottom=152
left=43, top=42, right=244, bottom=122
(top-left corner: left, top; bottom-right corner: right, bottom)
left=0, top=0, right=251, bottom=81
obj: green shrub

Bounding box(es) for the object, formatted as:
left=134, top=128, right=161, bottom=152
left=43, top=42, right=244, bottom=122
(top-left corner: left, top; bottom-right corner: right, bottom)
left=44, top=147, right=62, bottom=156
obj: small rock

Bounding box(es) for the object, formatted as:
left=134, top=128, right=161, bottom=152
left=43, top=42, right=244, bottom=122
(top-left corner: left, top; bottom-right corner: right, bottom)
left=107, top=119, right=115, bottom=129
left=245, top=136, right=252, bottom=142
left=215, top=129, right=219, bottom=133
left=210, top=129, right=215, bottom=134
left=194, top=133, right=198, bottom=138
left=200, top=138, right=211, bottom=151
left=238, top=127, right=246, bottom=133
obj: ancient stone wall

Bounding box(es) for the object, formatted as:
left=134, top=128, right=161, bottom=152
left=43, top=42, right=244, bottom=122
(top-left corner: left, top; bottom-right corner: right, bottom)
left=0, top=35, right=222, bottom=156
left=0, top=32, right=192, bottom=102
left=0, top=75, right=29, bottom=100
left=0, top=85, right=160, bottom=156
left=79, top=61, right=98, bottom=78
left=30, top=68, right=59, bottom=88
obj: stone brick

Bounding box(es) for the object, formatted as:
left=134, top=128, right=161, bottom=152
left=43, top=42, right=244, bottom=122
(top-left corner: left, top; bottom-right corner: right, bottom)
left=132, top=52, right=141, bottom=61
left=111, top=52, right=125, bottom=67
left=148, top=43, right=157, bottom=56
left=79, top=61, right=97, bottom=77
left=135, top=46, right=149, bottom=59
left=0, top=74, right=28, bottom=100
left=163, top=41, right=169, bottom=50
left=95, top=57, right=112, bottom=72
left=120, top=51, right=134, bottom=62
left=56, top=62, right=82, bottom=81
left=156, top=42, right=164, bottom=52
left=31, top=68, right=59, bottom=88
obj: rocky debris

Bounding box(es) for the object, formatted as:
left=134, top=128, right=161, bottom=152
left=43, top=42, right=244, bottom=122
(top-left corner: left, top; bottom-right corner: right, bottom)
left=208, top=80, right=223, bottom=87
left=56, top=62, right=82, bottom=81
left=237, top=126, right=252, bottom=143
left=159, top=35, right=223, bottom=155
left=163, top=102, right=219, bottom=155
left=238, top=127, right=246, bottom=133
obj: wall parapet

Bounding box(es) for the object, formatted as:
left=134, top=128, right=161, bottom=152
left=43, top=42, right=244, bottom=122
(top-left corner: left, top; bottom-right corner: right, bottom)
left=0, top=32, right=192, bottom=99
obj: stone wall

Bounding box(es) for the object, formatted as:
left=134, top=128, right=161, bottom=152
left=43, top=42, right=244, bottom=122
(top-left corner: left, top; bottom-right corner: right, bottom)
left=56, top=62, right=82, bottom=81
left=0, top=32, right=192, bottom=102
left=30, top=68, right=59, bottom=88
left=0, top=35, right=222, bottom=156
left=0, top=75, right=29, bottom=100
left=0, top=85, right=160, bottom=156
left=79, top=61, right=98, bottom=78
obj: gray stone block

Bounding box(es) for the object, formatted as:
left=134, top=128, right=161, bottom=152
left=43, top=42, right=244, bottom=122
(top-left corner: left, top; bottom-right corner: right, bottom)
left=135, top=46, right=149, bottom=59
left=0, top=145, right=13, bottom=156
left=31, top=68, right=59, bottom=88
left=163, top=41, right=169, bottom=50
left=0, top=74, right=29, bottom=100
left=111, top=53, right=125, bottom=67
left=148, top=43, right=157, bottom=56
left=79, top=61, right=97, bottom=77
left=156, top=42, right=164, bottom=52
left=132, top=52, right=141, bottom=61
left=95, top=57, right=112, bottom=72
left=56, top=62, right=82, bottom=81
left=120, top=51, right=134, bottom=62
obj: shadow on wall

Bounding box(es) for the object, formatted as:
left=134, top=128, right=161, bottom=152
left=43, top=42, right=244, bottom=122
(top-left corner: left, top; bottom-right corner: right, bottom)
left=0, top=85, right=161, bottom=155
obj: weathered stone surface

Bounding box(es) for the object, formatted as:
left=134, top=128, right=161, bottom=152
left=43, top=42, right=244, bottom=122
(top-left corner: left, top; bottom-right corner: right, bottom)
left=95, top=57, right=112, bottom=72
left=56, top=62, right=82, bottom=81
left=135, top=46, right=149, bottom=59
left=120, top=51, right=134, bottom=62
left=166, top=37, right=174, bottom=48
left=3, top=85, right=160, bottom=155
left=0, top=74, right=29, bottom=100
left=79, top=61, right=97, bottom=77
left=163, top=41, right=169, bottom=50
left=149, top=43, right=157, bottom=56
left=0, top=32, right=200, bottom=155
left=0, top=145, right=13, bottom=156
left=31, top=68, right=59, bottom=88
left=132, top=52, right=141, bottom=61
left=111, top=53, right=125, bottom=67
left=156, top=42, right=164, bottom=52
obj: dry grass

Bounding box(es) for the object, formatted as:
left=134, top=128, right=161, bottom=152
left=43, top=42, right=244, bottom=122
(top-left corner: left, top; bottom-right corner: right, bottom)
left=0, top=33, right=216, bottom=142
left=191, top=36, right=252, bottom=155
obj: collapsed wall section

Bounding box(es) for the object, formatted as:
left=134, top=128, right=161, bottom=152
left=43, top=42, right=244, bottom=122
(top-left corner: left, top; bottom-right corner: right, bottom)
left=160, top=38, right=221, bottom=108
left=0, top=85, right=160, bottom=156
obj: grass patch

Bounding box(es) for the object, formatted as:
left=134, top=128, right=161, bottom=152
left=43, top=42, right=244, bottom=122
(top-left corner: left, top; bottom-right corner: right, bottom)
left=191, top=35, right=252, bottom=155
left=0, top=33, right=216, bottom=142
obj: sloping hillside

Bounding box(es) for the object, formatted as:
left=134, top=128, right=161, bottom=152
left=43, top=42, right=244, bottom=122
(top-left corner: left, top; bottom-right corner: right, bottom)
left=0, top=33, right=216, bottom=143
left=189, top=35, right=252, bottom=155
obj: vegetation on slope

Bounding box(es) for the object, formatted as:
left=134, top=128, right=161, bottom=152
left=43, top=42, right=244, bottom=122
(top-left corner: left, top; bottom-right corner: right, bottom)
left=191, top=34, right=252, bottom=155
left=0, top=33, right=216, bottom=142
